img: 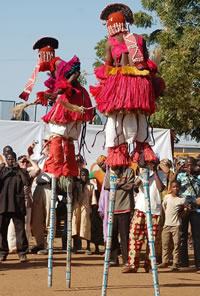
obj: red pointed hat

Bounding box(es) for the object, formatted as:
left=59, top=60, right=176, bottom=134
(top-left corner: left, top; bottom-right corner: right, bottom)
left=33, top=37, right=59, bottom=50
left=100, top=3, right=134, bottom=24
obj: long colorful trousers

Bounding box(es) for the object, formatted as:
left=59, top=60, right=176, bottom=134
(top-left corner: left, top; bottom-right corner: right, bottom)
left=128, top=209, right=160, bottom=271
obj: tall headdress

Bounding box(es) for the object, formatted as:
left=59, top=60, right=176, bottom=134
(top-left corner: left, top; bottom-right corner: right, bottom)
left=100, top=3, right=134, bottom=36
left=19, top=37, right=59, bottom=101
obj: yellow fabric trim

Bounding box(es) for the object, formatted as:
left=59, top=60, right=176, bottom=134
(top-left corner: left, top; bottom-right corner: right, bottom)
left=106, top=65, right=150, bottom=76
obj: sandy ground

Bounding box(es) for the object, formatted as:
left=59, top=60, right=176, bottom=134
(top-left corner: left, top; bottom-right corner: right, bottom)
left=0, top=237, right=200, bottom=296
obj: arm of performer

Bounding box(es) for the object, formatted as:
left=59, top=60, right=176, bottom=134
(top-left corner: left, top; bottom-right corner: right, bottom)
left=153, top=164, right=165, bottom=192
left=35, top=63, right=79, bottom=105
left=105, top=41, right=114, bottom=66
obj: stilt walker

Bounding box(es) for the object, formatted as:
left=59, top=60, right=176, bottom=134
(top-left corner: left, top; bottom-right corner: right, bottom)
left=16, top=36, right=93, bottom=180
left=16, top=36, right=93, bottom=287
left=101, top=170, right=117, bottom=296
left=90, top=3, right=165, bottom=295
left=66, top=178, right=72, bottom=288
left=142, top=167, right=160, bottom=296
left=48, top=175, right=56, bottom=287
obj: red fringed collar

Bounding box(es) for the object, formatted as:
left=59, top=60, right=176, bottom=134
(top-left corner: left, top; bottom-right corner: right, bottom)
left=49, top=57, right=61, bottom=72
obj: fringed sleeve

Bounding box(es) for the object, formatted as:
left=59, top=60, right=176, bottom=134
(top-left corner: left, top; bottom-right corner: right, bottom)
left=55, top=79, right=72, bottom=96
left=35, top=90, right=52, bottom=106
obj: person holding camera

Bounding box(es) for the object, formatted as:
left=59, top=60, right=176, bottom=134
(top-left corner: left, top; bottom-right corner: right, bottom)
left=7, top=154, right=40, bottom=253
left=0, top=152, right=30, bottom=262
left=18, top=156, right=40, bottom=243
left=171, top=157, right=200, bottom=273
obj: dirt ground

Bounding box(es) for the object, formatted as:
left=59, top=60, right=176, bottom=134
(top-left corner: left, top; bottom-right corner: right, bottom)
left=0, top=237, right=200, bottom=296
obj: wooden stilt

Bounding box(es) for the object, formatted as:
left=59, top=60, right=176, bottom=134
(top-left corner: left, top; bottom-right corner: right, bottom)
left=142, top=167, right=160, bottom=296
left=48, top=175, right=56, bottom=287
left=101, top=169, right=117, bottom=296
left=66, top=178, right=72, bottom=288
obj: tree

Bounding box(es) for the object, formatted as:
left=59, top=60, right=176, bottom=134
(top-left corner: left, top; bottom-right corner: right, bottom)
left=78, top=70, right=88, bottom=86
left=92, top=37, right=107, bottom=69
left=92, top=0, right=200, bottom=140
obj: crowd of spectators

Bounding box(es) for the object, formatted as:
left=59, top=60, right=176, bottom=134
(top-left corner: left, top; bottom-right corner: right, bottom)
left=0, top=143, right=200, bottom=275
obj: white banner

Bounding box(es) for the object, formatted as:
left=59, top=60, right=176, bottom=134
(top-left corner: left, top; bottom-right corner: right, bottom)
left=0, top=120, right=173, bottom=170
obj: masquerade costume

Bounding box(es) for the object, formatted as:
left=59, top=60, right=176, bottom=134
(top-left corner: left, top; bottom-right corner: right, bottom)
left=90, top=4, right=165, bottom=167
left=19, top=37, right=93, bottom=178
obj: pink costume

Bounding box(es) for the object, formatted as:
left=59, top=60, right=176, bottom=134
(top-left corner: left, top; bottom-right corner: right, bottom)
left=90, top=9, right=164, bottom=167
left=91, top=34, right=156, bottom=115
left=19, top=37, right=93, bottom=178
left=38, top=56, right=93, bottom=178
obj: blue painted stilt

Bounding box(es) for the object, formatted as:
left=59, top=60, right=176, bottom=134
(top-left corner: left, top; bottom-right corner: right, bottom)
left=66, top=178, right=72, bottom=288
left=48, top=175, right=56, bottom=287
left=101, top=169, right=117, bottom=296
left=142, top=167, right=160, bottom=296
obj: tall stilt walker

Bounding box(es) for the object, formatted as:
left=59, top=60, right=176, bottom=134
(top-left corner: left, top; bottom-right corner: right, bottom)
left=90, top=3, right=165, bottom=167
left=17, top=36, right=93, bottom=180
left=17, top=36, right=93, bottom=287
left=90, top=3, right=165, bottom=295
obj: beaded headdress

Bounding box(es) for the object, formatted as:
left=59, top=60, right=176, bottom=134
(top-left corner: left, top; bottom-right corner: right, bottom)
left=100, top=3, right=133, bottom=36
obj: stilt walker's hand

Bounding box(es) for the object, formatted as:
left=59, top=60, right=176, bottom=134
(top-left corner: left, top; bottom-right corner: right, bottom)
left=44, top=92, right=58, bottom=102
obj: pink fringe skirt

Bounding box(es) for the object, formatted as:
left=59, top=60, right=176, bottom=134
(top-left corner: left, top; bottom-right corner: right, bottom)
left=90, top=71, right=156, bottom=115
left=42, top=88, right=93, bottom=124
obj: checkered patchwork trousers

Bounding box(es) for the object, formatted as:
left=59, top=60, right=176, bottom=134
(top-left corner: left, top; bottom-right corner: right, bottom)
left=128, top=209, right=160, bottom=270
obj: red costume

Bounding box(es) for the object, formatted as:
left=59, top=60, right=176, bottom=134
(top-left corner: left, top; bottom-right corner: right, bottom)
left=19, top=37, right=93, bottom=177
left=90, top=4, right=165, bottom=167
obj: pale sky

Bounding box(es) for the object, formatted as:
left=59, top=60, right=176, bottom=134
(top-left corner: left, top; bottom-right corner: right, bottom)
left=0, top=0, right=161, bottom=120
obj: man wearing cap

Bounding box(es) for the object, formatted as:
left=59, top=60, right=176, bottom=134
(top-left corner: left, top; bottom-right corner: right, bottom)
left=90, top=3, right=165, bottom=168
left=19, top=37, right=93, bottom=178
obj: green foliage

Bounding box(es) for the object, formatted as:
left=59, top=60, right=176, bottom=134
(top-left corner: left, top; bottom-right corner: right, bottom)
left=78, top=70, right=87, bottom=86
left=93, top=37, right=107, bottom=69
left=147, top=0, right=200, bottom=140
left=134, top=11, right=153, bottom=28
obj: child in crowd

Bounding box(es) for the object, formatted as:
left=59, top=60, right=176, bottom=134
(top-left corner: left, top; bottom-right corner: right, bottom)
left=158, top=180, right=185, bottom=271
left=72, top=168, right=97, bottom=254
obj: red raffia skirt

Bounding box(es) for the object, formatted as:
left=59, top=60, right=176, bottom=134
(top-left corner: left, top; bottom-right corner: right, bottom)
left=42, top=87, right=93, bottom=124
left=90, top=66, right=156, bottom=115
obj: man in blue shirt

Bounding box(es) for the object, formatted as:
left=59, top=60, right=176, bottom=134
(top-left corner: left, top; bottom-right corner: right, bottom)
left=172, top=157, right=200, bottom=273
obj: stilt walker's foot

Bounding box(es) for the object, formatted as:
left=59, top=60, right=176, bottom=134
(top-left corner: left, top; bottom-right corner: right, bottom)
left=143, top=142, right=158, bottom=163
left=131, top=141, right=158, bottom=167
left=105, top=143, right=129, bottom=167
left=131, top=141, right=143, bottom=163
